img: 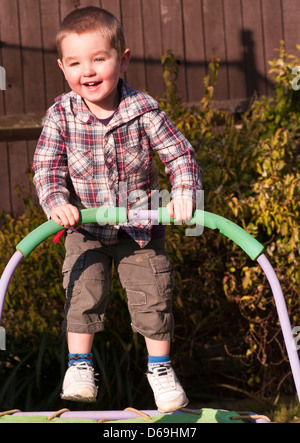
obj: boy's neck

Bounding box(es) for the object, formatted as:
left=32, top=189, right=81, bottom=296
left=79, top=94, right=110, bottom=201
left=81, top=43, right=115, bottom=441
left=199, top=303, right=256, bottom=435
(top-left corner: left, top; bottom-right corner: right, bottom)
left=86, top=102, right=117, bottom=120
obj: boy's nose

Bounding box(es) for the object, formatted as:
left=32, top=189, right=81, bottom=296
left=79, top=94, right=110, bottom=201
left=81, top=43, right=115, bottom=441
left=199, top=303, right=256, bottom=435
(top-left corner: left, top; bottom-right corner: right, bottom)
left=82, top=63, right=96, bottom=77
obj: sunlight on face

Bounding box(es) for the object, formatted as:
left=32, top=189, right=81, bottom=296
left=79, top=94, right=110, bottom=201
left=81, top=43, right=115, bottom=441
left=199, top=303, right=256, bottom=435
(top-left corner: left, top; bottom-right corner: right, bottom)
left=58, top=31, right=130, bottom=117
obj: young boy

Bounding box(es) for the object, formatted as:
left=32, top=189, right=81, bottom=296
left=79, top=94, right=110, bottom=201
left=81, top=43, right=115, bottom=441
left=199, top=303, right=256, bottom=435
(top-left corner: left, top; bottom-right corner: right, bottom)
left=33, top=7, right=202, bottom=413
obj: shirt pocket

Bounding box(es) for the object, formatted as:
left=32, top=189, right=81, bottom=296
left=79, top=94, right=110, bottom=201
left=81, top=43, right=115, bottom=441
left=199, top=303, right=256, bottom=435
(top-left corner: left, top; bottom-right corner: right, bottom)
left=123, top=144, right=149, bottom=174
left=67, top=146, right=94, bottom=180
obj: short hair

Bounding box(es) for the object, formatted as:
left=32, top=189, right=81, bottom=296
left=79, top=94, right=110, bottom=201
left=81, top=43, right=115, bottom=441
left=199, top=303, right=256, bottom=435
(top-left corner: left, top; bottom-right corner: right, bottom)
left=56, top=6, right=126, bottom=59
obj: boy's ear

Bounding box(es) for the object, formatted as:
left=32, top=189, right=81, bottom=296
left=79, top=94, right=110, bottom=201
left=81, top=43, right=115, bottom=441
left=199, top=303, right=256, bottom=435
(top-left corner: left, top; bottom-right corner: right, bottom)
left=57, top=59, right=64, bottom=73
left=120, top=49, right=131, bottom=74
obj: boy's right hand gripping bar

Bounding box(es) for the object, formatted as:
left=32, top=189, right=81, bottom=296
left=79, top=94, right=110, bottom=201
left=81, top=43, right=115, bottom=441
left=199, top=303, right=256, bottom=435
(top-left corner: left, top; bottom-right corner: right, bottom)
left=157, top=208, right=264, bottom=261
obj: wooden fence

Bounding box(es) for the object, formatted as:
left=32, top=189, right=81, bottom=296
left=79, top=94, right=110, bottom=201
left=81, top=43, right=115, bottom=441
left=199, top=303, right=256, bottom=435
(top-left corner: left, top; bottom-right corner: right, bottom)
left=1, top=0, right=300, bottom=216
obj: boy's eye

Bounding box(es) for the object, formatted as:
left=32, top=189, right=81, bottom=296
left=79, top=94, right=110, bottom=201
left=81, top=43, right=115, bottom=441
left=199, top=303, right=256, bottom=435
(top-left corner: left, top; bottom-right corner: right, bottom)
left=70, top=62, right=79, bottom=67
left=95, top=58, right=105, bottom=62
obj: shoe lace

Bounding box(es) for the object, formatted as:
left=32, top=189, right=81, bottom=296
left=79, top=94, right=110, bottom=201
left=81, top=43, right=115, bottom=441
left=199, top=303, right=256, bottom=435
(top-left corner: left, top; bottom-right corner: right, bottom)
left=149, top=364, right=176, bottom=393
left=73, top=362, right=98, bottom=382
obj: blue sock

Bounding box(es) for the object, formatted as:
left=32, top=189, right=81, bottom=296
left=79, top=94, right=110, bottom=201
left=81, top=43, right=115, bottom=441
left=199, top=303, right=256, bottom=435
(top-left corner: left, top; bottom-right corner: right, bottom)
left=68, top=353, right=93, bottom=367
left=148, top=354, right=170, bottom=368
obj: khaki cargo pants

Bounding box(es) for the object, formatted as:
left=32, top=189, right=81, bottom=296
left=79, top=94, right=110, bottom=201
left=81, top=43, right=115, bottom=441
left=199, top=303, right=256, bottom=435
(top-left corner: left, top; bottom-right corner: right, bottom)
left=61, top=229, right=174, bottom=341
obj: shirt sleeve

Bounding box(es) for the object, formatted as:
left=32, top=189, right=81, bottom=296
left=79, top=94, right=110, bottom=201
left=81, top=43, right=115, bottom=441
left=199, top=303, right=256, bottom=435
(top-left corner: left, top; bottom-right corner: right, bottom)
left=144, top=108, right=203, bottom=204
left=32, top=111, right=70, bottom=218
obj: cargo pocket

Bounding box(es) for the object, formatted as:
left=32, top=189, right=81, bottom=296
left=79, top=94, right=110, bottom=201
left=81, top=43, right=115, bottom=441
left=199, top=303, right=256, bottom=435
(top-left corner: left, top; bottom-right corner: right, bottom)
left=126, top=289, right=147, bottom=310
left=149, top=254, right=174, bottom=297
left=62, top=253, right=85, bottom=297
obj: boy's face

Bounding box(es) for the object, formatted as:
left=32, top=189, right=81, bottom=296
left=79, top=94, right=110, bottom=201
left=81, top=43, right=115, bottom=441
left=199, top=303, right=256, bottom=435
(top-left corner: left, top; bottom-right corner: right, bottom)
left=58, top=31, right=130, bottom=115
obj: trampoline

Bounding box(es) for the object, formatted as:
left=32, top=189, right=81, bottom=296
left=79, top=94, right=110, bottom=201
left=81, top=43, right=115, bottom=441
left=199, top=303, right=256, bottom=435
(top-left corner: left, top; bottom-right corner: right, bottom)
left=0, top=406, right=271, bottom=423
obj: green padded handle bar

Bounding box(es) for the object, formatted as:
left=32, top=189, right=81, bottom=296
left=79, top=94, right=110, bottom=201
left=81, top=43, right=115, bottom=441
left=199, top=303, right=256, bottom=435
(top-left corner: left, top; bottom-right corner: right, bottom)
left=16, top=207, right=264, bottom=260
left=16, top=207, right=127, bottom=258
left=158, top=208, right=264, bottom=260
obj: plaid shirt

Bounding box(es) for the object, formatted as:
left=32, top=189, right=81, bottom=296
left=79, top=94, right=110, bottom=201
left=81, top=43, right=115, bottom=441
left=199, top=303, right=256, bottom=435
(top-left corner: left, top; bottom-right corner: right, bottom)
left=33, top=80, right=203, bottom=247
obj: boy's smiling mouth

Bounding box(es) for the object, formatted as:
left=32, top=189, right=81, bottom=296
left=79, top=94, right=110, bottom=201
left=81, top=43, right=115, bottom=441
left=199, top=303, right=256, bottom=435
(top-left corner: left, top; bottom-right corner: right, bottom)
left=83, top=81, right=102, bottom=89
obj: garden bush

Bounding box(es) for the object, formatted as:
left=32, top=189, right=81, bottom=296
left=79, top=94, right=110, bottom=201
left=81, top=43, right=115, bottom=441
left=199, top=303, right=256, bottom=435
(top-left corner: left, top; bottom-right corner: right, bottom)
left=0, top=42, right=299, bottom=412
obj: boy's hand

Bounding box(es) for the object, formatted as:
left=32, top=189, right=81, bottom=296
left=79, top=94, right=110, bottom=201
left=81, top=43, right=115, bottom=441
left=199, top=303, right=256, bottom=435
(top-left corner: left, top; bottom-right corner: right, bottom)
left=167, top=199, right=193, bottom=223
left=50, top=204, right=80, bottom=228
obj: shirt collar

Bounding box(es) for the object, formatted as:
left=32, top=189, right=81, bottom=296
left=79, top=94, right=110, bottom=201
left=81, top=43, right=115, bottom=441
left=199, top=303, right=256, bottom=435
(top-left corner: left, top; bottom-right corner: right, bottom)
left=72, top=93, right=97, bottom=124
left=106, top=79, right=159, bottom=131
left=57, top=78, right=159, bottom=127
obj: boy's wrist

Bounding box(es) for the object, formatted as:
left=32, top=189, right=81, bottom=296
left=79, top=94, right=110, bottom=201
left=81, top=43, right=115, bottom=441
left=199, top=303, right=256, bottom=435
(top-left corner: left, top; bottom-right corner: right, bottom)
left=44, top=195, right=70, bottom=219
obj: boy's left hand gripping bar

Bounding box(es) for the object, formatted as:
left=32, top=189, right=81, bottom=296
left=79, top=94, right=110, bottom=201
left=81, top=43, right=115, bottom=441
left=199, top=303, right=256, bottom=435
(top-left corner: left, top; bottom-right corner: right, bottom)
left=16, top=207, right=127, bottom=257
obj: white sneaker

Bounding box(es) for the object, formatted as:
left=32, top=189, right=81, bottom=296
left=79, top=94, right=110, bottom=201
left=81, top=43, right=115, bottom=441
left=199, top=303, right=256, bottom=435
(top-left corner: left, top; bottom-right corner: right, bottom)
left=61, top=362, right=98, bottom=403
left=147, top=364, right=188, bottom=413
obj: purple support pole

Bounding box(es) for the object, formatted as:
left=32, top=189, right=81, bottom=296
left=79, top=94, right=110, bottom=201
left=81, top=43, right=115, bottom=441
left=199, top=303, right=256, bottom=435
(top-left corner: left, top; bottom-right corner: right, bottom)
left=257, top=254, right=300, bottom=403
left=0, top=251, right=24, bottom=325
